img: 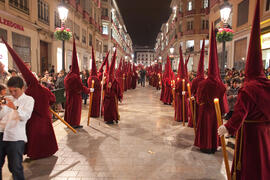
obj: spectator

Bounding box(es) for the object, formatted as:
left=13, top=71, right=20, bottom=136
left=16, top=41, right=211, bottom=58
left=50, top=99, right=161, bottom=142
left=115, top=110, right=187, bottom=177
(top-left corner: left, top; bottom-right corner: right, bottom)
left=49, top=65, right=55, bottom=75
left=81, top=70, right=89, bottom=105
left=55, top=70, right=65, bottom=89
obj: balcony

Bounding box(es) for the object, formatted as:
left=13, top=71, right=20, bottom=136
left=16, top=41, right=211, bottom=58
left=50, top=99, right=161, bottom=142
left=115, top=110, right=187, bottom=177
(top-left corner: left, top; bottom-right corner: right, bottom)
left=184, top=30, right=195, bottom=35
left=83, top=11, right=90, bottom=21
left=200, top=8, right=210, bottom=14
left=210, top=0, right=220, bottom=8
left=76, top=3, right=83, bottom=15
left=185, top=9, right=196, bottom=16
left=9, top=0, right=29, bottom=14
left=101, top=16, right=109, bottom=21
left=200, top=29, right=209, bottom=34
left=67, top=0, right=76, bottom=9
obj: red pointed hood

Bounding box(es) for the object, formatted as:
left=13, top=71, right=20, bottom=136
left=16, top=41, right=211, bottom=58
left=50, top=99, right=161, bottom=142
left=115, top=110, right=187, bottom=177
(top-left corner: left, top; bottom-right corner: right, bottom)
left=1, top=37, right=38, bottom=86
left=118, top=58, right=123, bottom=72
left=71, top=38, right=80, bottom=75
left=91, top=47, right=97, bottom=76
left=197, top=39, right=205, bottom=78
left=184, top=55, right=190, bottom=79
left=99, top=51, right=110, bottom=73
left=109, top=50, right=117, bottom=82
left=245, top=0, right=265, bottom=80
left=177, top=46, right=185, bottom=79
left=105, top=57, right=109, bottom=74
left=208, top=24, right=221, bottom=81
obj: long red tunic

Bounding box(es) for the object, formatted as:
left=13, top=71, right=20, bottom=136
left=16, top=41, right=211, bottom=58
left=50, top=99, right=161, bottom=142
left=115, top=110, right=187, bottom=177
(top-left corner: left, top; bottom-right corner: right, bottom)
left=87, top=76, right=101, bottom=117
left=194, top=78, right=227, bottom=152
left=103, top=80, right=122, bottom=122
left=64, top=73, right=89, bottom=126
left=174, top=80, right=188, bottom=122
left=2, top=38, right=58, bottom=159
left=131, top=72, right=138, bottom=89
left=162, top=78, right=173, bottom=104
left=225, top=79, right=270, bottom=180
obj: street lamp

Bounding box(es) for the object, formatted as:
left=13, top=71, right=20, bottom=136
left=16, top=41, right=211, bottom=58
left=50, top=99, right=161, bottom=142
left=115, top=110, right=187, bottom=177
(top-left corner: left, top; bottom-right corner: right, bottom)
left=58, top=1, right=69, bottom=72
left=170, top=47, right=174, bottom=55
left=113, top=46, right=116, bottom=52
left=220, top=1, right=231, bottom=80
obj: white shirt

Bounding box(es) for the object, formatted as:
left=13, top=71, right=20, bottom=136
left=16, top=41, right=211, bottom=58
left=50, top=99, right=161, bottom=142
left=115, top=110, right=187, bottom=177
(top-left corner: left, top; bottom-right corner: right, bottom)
left=0, top=93, right=34, bottom=142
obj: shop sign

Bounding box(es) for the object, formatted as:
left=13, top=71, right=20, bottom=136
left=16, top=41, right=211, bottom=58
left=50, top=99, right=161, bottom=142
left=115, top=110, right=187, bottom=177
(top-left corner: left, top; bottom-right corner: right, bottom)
left=0, top=17, right=24, bottom=31
left=261, top=33, right=270, bottom=49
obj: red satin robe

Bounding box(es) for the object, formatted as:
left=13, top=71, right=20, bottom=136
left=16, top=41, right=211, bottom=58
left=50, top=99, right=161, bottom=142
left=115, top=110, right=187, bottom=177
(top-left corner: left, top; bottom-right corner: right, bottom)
left=194, top=78, right=227, bottom=152
left=87, top=76, right=101, bottom=117
left=64, top=73, right=89, bottom=126
left=225, top=79, right=270, bottom=180
left=174, top=80, right=188, bottom=122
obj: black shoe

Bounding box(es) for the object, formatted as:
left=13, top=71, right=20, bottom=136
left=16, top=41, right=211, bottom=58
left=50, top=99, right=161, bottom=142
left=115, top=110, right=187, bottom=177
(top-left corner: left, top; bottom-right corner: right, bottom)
left=105, top=121, right=114, bottom=124
left=200, top=149, right=216, bottom=154
left=72, top=125, right=83, bottom=129
left=114, top=120, right=118, bottom=124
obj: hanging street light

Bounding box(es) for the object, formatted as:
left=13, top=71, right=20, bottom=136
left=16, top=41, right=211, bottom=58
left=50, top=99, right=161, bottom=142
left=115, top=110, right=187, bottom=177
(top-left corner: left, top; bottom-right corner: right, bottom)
left=58, top=1, right=69, bottom=72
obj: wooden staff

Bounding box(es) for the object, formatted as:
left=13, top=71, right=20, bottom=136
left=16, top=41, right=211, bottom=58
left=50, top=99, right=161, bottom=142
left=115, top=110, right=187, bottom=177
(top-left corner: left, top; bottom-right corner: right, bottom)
left=99, top=72, right=105, bottom=117
left=123, top=74, right=125, bottom=92
left=171, top=80, right=175, bottom=108
left=49, top=108, right=76, bottom=133
left=187, top=83, right=196, bottom=135
left=182, top=79, right=185, bottom=126
left=87, top=80, right=95, bottom=126
left=214, top=98, right=231, bottom=180
left=115, top=96, right=120, bottom=120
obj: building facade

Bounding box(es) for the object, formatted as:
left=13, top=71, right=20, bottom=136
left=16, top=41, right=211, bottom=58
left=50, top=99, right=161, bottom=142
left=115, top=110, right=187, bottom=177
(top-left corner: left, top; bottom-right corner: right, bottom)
left=134, top=46, right=155, bottom=67
left=0, top=0, right=133, bottom=74
left=154, top=0, right=209, bottom=72
left=209, top=0, right=270, bottom=70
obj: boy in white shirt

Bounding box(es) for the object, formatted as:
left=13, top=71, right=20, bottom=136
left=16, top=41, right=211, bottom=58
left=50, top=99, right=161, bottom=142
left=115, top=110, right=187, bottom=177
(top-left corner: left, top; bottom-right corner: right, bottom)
left=0, top=76, right=34, bottom=180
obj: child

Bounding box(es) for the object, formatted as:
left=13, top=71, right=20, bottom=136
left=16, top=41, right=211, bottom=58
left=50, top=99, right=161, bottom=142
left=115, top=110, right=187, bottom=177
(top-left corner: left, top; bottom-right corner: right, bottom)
left=0, top=77, right=34, bottom=180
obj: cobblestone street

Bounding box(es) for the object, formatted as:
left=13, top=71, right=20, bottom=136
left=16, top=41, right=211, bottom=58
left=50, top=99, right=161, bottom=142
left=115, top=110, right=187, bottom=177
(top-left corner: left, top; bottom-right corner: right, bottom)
left=3, top=86, right=233, bottom=180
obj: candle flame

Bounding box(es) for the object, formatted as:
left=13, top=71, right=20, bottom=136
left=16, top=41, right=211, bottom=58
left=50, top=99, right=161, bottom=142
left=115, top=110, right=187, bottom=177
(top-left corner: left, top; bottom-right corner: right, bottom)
left=214, top=98, right=219, bottom=103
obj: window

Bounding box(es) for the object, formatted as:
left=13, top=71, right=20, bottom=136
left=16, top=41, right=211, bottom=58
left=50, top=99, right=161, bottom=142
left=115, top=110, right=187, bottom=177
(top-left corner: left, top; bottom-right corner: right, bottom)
left=187, top=21, right=193, bottom=31
left=186, top=40, right=194, bottom=52
left=237, top=0, right=249, bottom=27
left=201, top=19, right=209, bottom=30
left=102, top=8, right=108, bottom=17
left=89, top=34, right=92, bottom=46
left=179, top=2, right=183, bottom=12
left=74, top=23, right=80, bottom=41
left=188, top=1, right=192, bottom=11
left=102, top=25, right=108, bottom=35
left=38, top=0, right=49, bottom=24
left=266, top=0, right=270, bottom=11
left=9, top=0, right=29, bottom=14
left=82, top=29, right=86, bottom=44
left=178, top=23, right=182, bottom=32
left=54, top=11, right=61, bottom=28
left=203, top=0, right=208, bottom=8
left=104, top=45, right=108, bottom=53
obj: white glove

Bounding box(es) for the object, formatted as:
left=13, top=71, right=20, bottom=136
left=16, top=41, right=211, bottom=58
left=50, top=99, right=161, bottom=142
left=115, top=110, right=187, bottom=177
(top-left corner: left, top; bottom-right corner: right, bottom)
left=90, top=88, right=94, bottom=93
left=218, top=125, right=228, bottom=136
left=182, top=91, right=186, bottom=96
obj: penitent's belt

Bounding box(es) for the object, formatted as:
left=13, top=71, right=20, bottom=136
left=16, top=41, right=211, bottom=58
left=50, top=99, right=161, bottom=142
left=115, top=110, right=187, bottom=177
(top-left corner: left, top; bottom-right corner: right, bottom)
left=233, top=119, right=270, bottom=180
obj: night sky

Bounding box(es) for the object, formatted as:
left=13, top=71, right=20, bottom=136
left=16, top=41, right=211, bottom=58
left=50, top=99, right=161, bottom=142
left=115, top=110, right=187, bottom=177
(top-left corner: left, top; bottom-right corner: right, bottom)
left=116, top=0, right=171, bottom=48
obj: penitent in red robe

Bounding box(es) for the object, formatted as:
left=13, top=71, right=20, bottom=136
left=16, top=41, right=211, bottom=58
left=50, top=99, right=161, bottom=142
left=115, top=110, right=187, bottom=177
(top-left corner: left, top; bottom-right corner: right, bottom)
left=64, top=73, right=89, bottom=126
left=88, top=76, right=101, bottom=117
left=103, top=80, right=122, bottom=122
left=2, top=38, right=58, bottom=159
left=162, top=78, right=173, bottom=104
left=194, top=78, right=226, bottom=152
left=225, top=79, right=270, bottom=180
left=174, top=79, right=188, bottom=122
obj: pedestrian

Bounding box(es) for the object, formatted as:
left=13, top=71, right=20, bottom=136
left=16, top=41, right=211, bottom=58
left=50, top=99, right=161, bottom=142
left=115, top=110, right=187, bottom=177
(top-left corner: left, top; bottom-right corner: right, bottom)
left=218, top=1, right=270, bottom=179
left=0, top=77, right=34, bottom=180
left=81, top=70, right=89, bottom=105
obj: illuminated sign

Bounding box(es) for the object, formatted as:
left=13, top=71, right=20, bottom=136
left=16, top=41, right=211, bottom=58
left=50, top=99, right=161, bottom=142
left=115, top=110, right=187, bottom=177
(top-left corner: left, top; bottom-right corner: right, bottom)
left=261, top=33, right=270, bottom=49
left=0, top=17, right=24, bottom=31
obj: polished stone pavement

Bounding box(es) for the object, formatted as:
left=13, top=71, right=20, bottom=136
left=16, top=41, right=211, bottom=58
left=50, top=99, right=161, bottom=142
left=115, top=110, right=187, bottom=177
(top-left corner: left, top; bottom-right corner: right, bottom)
left=3, top=85, right=233, bottom=180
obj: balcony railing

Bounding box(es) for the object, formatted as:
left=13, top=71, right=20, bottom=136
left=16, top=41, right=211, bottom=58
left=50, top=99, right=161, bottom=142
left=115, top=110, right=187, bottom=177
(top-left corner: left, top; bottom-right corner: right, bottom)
left=210, top=0, right=220, bottom=8
left=101, top=16, right=109, bottom=21
left=184, top=30, right=195, bottom=35
left=185, top=9, right=196, bottom=16
left=200, top=8, right=210, bottom=14
left=67, top=0, right=76, bottom=9
left=200, top=29, right=209, bottom=34
left=9, top=0, right=29, bottom=15
left=76, top=3, right=83, bottom=15
left=83, top=11, right=89, bottom=21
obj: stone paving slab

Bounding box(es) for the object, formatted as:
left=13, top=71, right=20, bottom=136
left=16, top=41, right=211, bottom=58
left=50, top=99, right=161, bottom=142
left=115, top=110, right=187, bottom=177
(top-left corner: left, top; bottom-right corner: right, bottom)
left=2, top=85, right=233, bottom=180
